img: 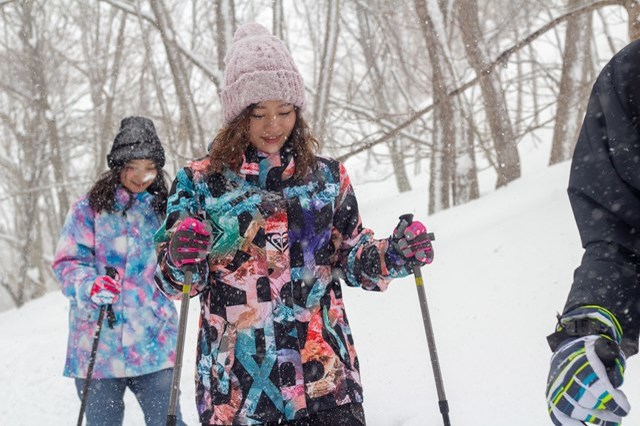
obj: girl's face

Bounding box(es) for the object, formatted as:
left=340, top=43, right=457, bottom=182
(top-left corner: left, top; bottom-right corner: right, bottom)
left=120, top=159, right=157, bottom=193
left=248, top=100, right=296, bottom=155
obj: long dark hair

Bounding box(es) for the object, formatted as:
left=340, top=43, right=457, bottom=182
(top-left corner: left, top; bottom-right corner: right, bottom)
left=208, top=106, right=320, bottom=178
left=88, top=166, right=168, bottom=216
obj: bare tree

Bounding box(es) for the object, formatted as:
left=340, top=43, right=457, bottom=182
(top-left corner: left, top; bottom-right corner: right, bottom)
left=0, top=0, right=636, bottom=309
left=457, top=0, right=521, bottom=188
left=622, top=0, right=640, bottom=39
left=73, top=2, right=128, bottom=176
left=311, top=0, right=340, bottom=145
left=0, top=0, right=69, bottom=305
left=414, top=0, right=456, bottom=211
left=550, top=4, right=593, bottom=165
left=272, top=0, right=284, bottom=39
left=216, top=0, right=236, bottom=71
left=352, top=2, right=412, bottom=193
left=147, top=0, right=205, bottom=155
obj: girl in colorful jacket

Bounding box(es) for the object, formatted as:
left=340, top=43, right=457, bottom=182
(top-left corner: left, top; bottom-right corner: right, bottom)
left=53, top=116, right=185, bottom=425
left=154, top=23, right=434, bottom=426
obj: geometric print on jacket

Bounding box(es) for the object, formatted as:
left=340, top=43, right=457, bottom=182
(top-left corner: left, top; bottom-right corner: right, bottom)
left=53, top=187, right=178, bottom=379
left=154, top=148, right=410, bottom=424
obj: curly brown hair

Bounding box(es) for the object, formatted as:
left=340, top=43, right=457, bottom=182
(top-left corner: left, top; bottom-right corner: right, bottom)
left=88, top=166, right=168, bottom=216
left=208, top=106, right=320, bottom=178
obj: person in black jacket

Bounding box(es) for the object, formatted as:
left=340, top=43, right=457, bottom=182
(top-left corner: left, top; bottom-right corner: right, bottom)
left=545, top=40, right=640, bottom=425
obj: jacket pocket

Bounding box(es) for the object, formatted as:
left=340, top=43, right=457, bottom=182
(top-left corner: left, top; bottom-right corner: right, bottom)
left=71, top=303, right=101, bottom=323
left=149, top=289, right=177, bottom=323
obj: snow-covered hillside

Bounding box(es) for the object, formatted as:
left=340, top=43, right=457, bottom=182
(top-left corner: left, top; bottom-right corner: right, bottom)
left=2, top=161, right=639, bottom=425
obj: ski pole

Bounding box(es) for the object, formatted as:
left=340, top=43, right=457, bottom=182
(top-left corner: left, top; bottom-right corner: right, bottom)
left=166, top=268, right=193, bottom=426
left=412, top=263, right=451, bottom=426
left=395, top=214, right=450, bottom=425
left=77, top=267, right=118, bottom=426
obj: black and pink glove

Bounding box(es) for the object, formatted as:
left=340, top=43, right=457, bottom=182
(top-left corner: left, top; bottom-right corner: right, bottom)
left=168, top=217, right=212, bottom=270
left=389, top=214, right=434, bottom=267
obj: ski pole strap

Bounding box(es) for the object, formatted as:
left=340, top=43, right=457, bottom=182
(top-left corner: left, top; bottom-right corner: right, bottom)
left=547, top=305, right=622, bottom=352
left=104, top=266, right=119, bottom=329
left=106, top=305, right=116, bottom=328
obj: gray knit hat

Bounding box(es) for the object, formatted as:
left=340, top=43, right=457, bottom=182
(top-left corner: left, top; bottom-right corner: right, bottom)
left=220, top=23, right=306, bottom=124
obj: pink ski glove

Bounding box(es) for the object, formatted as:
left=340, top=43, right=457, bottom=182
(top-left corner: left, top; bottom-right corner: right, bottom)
left=168, top=217, right=212, bottom=269
left=390, top=214, right=434, bottom=266
left=90, top=274, right=121, bottom=305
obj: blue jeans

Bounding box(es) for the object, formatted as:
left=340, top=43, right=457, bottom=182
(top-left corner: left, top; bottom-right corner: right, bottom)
left=75, top=368, right=185, bottom=426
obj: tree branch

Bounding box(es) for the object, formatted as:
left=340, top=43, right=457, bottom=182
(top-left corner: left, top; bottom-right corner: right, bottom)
left=97, top=0, right=222, bottom=87
left=336, top=0, right=621, bottom=162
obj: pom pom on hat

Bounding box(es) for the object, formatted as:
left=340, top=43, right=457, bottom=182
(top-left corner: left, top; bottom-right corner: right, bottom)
left=107, top=116, right=165, bottom=169
left=221, top=22, right=306, bottom=124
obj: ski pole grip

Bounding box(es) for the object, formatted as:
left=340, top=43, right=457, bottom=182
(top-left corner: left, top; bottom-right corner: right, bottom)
left=399, top=213, right=414, bottom=225
left=394, top=214, right=414, bottom=239
left=398, top=214, right=435, bottom=242
left=105, top=266, right=118, bottom=279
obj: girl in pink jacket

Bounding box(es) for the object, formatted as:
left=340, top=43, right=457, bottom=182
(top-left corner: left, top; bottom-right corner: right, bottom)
left=53, top=117, right=185, bottom=425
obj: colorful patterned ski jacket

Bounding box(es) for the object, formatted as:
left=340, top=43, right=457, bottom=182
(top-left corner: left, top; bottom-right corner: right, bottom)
left=53, top=187, right=178, bottom=379
left=154, top=148, right=411, bottom=425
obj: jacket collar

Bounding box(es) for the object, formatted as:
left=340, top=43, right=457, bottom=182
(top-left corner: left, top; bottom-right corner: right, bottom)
left=240, top=145, right=295, bottom=191
left=114, top=186, right=153, bottom=212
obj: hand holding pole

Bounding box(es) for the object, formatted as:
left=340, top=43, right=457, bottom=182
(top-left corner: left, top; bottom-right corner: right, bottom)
left=167, top=216, right=208, bottom=426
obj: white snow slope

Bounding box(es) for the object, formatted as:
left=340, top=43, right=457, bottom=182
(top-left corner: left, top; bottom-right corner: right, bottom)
left=2, top=161, right=639, bottom=425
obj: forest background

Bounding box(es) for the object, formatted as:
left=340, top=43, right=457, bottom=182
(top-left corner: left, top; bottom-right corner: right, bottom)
left=0, top=0, right=638, bottom=310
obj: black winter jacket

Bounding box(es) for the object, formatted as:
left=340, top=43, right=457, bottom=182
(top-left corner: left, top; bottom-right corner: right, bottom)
left=565, top=39, right=640, bottom=356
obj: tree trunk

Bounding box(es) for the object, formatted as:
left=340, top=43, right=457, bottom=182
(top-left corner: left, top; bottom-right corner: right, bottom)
left=355, top=3, right=411, bottom=193
left=215, top=0, right=235, bottom=71
left=623, top=0, right=640, bottom=40
left=414, top=0, right=456, bottom=212
left=549, top=6, right=592, bottom=165
left=149, top=0, right=205, bottom=155
left=457, top=0, right=521, bottom=188
left=272, top=0, right=284, bottom=40
left=19, top=1, right=70, bottom=228
left=312, top=0, right=340, bottom=146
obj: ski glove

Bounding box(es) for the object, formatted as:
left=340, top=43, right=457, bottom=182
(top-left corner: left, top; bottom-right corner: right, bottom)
left=90, top=274, right=121, bottom=305
left=168, top=217, right=212, bottom=270
left=546, top=306, right=629, bottom=425
left=389, top=214, right=434, bottom=267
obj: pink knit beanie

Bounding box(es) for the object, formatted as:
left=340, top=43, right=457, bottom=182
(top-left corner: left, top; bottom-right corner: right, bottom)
left=221, top=22, right=306, bottom=124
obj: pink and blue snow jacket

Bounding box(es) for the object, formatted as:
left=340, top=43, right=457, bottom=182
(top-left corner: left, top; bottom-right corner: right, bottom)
left=53, top=187, right=178, bottom=379
left=155, top=148, right=412, bottom=424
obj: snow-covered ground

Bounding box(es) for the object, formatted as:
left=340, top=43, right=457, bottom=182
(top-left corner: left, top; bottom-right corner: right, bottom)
left=2, top=160, right=639, bottom=425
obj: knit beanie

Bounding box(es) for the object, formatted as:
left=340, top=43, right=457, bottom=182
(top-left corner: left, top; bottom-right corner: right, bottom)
left=107, top=116, right=165, bottom=169
left=220, top=22, right=306, bottom=124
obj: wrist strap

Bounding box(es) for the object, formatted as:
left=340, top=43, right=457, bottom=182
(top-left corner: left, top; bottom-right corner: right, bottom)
left=547, top=306, right=622, bottom=352
left=547, top=317, right=613, bottom=351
